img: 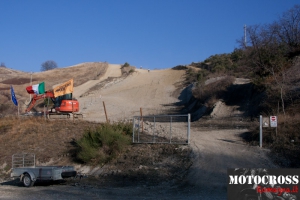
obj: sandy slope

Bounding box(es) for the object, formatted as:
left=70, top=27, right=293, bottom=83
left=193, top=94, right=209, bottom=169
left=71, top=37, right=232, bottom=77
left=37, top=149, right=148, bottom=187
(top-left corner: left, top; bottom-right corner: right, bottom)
left=78, top=68, right=185, bottom=122
left=73, top=64, right=122, bottom=98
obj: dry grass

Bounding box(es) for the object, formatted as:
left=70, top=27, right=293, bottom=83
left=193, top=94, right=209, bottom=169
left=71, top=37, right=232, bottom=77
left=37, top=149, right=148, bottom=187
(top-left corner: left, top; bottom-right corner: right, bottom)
left=0, top=116, right=100, bottom=170
left=245, top=113, right=300, bottom=167
left=29, top=62, right=109, bottom=90
left=0, top=62, right=109, bottom=112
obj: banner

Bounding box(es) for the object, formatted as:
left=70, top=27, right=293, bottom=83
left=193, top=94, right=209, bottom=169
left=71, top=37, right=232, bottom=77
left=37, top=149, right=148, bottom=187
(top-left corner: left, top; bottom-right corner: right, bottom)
left=10, top=85, right=18, bottom=106
left=26, top=82, right=45, bottom=94
left=53, top=79, right=73, bottom=97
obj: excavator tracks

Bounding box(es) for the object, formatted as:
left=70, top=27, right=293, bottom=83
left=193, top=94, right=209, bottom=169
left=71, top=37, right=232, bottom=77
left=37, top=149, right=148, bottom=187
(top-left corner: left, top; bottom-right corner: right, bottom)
left=47, top=113, right=83, bottom=119
left=47, top=113, right=70, bottom=119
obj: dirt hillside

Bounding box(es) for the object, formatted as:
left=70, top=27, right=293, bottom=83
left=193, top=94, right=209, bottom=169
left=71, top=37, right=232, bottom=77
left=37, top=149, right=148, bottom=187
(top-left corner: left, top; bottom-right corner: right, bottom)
left=77, top=67, right=186, bottom=122
left=0, top=63, right=279, bottom=199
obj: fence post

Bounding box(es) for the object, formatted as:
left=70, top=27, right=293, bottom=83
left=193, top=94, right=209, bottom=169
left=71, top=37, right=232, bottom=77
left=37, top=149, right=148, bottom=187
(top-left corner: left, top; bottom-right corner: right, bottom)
left=138, top=116, right=140, bottom=143
left=170, top=116, right=172, bottom=143
left=260, top=115, right=262, bottom=148
left=153, top=116, right=156, bottom=143
left=103, top=101, right=109, bottom=123
left=140, top=108, right=143, bottom=133
left=132, top=117, right=135, bottom=143
left=187, top=114, right=191, bottom=144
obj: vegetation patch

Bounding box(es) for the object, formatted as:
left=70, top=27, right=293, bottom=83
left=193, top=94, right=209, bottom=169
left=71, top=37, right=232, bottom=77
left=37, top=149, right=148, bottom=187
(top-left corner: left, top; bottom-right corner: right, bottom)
left=121, top=62, right=136, bottom=75
left=193, top=76, right=235, bottom=109
left=75, top=122, right=132, bottom=165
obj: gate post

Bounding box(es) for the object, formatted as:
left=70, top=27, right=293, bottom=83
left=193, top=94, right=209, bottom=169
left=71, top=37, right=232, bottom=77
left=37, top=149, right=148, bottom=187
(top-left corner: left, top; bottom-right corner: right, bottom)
left=187, top=114, right=191, bottom=144
left=132, top=117, right=135, bottom=143
left=260, top=115, right=263, bottom=148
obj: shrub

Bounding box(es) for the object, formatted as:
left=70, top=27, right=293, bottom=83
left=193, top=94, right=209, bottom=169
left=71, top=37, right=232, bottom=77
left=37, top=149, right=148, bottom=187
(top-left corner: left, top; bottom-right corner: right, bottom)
left=129, top=68, right=135, bottom=73
left=76, top=122, right=132, bottom=165
left=121, top=62, right=130, bottom=69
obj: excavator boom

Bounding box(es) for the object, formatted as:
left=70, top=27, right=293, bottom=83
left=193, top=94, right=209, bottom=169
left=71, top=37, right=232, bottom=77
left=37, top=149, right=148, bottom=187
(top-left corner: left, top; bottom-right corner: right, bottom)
left=25, top=91, right=55, bottom=113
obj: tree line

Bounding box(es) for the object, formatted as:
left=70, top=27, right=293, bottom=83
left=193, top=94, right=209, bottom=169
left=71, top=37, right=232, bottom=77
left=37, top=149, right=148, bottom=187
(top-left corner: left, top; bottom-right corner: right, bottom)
left=188, top=4, right=300, bottom=116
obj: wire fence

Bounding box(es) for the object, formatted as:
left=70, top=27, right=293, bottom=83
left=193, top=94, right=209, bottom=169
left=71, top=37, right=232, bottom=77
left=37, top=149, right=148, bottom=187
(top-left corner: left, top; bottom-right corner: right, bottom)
left=132, top=114, right=190, bottom=145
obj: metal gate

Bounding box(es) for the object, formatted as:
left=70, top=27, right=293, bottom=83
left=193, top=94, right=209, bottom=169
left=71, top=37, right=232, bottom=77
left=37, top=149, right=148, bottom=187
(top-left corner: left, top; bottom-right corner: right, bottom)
left=132, top=114, right=190, bottom=144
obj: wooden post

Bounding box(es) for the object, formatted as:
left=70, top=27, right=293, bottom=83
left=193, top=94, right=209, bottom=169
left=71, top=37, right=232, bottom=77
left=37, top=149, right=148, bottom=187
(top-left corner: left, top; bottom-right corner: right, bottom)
left=103, top=101, right=109, bottom=123
left=140, top=107, right=143, bottom=133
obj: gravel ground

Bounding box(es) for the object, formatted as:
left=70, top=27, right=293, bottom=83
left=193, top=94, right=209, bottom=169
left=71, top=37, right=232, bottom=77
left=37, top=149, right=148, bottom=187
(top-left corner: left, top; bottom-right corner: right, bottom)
left=0, top=124, right=277, bottom=200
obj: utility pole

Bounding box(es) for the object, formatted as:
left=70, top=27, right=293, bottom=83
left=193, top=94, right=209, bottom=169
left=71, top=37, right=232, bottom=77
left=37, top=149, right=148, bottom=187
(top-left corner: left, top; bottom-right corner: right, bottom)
left=29, top=72, right=32, bottom=101
left=244, top=24, right=247, bottom=47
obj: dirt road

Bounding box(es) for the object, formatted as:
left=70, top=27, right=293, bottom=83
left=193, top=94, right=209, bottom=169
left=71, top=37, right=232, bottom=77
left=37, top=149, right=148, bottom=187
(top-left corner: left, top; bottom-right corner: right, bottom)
left=186, top=127, right=277, bottom=199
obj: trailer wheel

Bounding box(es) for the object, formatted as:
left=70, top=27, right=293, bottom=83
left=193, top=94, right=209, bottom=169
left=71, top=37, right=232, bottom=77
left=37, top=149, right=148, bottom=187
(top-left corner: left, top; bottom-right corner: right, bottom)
left=23, top=174, right=34, bottom=187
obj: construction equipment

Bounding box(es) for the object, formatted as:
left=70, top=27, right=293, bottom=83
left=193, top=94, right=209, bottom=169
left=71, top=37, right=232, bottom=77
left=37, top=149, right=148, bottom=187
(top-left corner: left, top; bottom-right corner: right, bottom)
left=25, top=90, right=83, bottom=119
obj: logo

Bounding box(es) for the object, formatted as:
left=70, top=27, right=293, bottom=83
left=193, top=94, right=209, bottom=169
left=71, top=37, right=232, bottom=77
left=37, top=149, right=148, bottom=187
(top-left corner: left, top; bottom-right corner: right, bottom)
left=228, top=168, right=299, bottom=200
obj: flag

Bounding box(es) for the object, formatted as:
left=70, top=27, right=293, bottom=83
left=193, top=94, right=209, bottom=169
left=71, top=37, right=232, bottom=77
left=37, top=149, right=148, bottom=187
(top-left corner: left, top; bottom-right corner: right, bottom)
left=11, top=85, right=18, bottom=106
left=26, top=82, right=45, bottom=95
left=53, top=79, right=73, bottom=97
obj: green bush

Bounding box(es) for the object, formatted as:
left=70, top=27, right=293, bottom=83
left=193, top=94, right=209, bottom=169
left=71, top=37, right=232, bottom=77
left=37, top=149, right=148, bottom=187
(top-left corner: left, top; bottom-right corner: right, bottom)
left=121, top=62, right=130, bottom=69
left=129, top=68, right=135, bottom=73
left=76, top=122, right=132, bottom=165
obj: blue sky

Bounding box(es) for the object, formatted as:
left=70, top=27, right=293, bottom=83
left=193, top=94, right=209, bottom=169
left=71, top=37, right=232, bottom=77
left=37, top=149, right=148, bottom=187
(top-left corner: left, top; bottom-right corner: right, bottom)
left=1, top=0, right=299, bottom=72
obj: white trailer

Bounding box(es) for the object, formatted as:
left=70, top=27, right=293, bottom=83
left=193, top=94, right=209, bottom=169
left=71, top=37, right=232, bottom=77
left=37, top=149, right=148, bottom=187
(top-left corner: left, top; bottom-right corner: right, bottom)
left=11, top=154, right=77, bottom=187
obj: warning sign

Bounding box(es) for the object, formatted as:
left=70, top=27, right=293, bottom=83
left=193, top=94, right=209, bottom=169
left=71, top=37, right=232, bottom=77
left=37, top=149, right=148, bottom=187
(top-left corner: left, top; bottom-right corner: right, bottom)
left=270, top=116, right=277, bottom=127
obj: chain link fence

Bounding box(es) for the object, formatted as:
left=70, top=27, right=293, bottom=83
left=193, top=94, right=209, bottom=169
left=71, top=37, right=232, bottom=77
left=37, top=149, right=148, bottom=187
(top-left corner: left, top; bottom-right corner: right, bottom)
left=132, top=114, right=190, bottom=145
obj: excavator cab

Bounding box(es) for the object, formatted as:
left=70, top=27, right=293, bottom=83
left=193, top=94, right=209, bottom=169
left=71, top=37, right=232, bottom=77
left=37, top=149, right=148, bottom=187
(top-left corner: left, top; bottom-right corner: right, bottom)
left=54, top=93, right=79, bottom=113
left=54, top=93, right=72, bottom=108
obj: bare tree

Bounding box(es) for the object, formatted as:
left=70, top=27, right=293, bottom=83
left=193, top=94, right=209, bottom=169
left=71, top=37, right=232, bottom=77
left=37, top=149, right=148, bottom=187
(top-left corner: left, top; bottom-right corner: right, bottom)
left=240, top=5, right=300, bottom=116
left=41, top=60, right=58, bottom=71
left=273, top=5, right=300, bottom=57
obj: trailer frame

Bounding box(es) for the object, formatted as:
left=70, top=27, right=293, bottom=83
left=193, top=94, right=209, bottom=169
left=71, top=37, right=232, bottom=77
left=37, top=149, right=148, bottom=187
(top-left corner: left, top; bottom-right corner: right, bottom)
left=11, top=153, right=77, bottom=187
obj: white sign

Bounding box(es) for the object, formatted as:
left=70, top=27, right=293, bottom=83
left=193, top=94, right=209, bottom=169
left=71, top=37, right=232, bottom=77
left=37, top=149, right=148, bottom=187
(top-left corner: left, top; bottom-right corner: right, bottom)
left=270, top=116, right=277, bottom=127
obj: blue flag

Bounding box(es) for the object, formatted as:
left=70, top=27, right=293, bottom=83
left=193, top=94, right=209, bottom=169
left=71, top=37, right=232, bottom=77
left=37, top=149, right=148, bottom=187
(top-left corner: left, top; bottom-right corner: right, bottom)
left=11, top=85, right=18, bottom=106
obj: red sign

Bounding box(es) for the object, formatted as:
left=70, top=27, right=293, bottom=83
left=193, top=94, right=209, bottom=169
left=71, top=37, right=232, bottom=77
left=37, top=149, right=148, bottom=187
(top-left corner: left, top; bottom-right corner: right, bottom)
left=270, top=116, right=277, bottom=127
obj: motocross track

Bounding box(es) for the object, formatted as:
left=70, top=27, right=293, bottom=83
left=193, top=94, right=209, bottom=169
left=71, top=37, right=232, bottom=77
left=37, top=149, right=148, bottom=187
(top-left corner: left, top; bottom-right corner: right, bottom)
left=0, top=64, right=278, bottom=199
left=75, top=65, right=186, bottom=121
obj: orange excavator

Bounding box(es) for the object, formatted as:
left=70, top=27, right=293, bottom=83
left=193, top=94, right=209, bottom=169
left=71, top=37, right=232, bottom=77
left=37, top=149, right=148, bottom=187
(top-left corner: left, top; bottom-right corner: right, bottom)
left=26, top=90, right=82, bottom=119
